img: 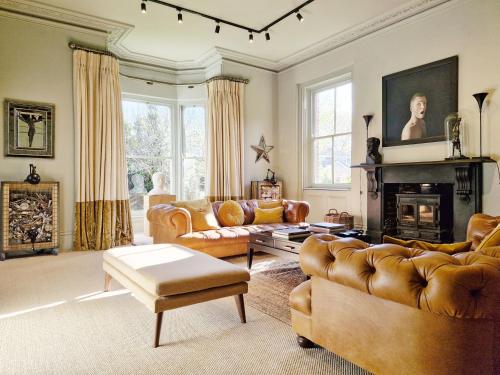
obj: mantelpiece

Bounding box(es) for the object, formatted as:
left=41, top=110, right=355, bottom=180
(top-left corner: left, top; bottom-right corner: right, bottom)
left=352, top=157, right=496, bottom=243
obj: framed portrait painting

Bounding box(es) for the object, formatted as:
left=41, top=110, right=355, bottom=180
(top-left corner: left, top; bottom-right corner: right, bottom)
left=382, top=56, right=458, bottom=147
left=4, top=99, right=55, bottom=157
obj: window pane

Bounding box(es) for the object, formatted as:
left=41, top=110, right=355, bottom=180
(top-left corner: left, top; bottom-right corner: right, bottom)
left=123, top=100, right=173, bottom=213
left=335, top=83, right=352, bottom=134
left=183, top=106, right=205, bottom=158
left=333, top=134, right=351, bottom=184
left=313, top=138, right=332, bottom=185
left=183, top=159, right=205, bottom=200
left=123, top=100, right=172, bottom=158
left=128, top=158, right=173, bottom=211
left=313, top=88, right=335, bottom=137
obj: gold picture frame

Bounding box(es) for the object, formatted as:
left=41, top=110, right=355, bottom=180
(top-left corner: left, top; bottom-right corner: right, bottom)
left=1, top=182, right=59, bottom=259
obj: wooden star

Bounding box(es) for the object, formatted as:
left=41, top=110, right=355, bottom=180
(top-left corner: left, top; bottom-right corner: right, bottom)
left=251, top=136, right=274, bottom=163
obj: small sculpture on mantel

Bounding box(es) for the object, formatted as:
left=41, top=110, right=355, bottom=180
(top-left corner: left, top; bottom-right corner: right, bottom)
left=25, top=164, right=41, bottom=184
left=148, top=172, right=169, bottom=195
left=366, top=137, right=382, bottom=165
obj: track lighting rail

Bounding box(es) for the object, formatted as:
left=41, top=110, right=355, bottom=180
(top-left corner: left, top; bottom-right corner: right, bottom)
left=145, top=0, right=314, bottom=34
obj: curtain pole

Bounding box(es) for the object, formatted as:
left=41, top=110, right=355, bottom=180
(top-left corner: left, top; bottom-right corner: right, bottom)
left=68, top=42, right=249, bottom=87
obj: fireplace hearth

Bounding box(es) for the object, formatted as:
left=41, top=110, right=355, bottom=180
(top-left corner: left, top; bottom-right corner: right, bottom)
left=353, top=158, right=495, bottom=243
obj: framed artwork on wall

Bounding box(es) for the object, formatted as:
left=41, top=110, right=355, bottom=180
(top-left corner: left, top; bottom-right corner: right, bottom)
left=382, top=56, right=458, bottom=147
left=4, top=99, right=55, bottom=157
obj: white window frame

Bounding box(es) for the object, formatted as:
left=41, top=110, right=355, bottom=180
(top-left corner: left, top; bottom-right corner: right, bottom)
left=122, top=94, right=207, bottom=205
left=300, top=72, right=352, bottom=191
left=177, top=100, right=208, bottom=200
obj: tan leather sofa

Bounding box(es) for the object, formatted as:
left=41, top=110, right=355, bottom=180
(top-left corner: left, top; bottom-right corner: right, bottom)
left=147, top=199, right=309, bottom=258
left=290, top=214, right=500, bottom=375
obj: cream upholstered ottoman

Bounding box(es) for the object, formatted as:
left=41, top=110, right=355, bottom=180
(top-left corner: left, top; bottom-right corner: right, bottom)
left=102, top=244, right=250, bottom=347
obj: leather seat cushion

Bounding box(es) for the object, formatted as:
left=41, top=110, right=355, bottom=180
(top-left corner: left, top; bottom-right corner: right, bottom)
left=103, top=244, right=250, bottom=297
left=175, top=223, right=297, bottom=248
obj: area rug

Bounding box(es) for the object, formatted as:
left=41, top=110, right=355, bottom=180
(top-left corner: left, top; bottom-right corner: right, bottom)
left=228, top=254, right=305, bottom=325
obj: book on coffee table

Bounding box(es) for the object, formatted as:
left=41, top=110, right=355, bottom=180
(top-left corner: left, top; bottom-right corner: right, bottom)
left=272, top=227, right=311, bottom=239
left=309, top=222, right=345, bottom=234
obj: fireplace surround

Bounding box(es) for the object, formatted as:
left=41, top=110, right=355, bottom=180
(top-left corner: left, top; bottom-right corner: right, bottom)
left=353, top=158, right=495, bottom=243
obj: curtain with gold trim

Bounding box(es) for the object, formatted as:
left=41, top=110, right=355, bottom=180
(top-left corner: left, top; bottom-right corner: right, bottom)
left=73, top=50, right=133, bottom=250
left=207, top=79, right=245, bottom=201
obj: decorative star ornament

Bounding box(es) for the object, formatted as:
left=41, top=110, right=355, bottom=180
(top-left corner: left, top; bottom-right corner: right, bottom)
left=251, top=136, right=274, bottom=163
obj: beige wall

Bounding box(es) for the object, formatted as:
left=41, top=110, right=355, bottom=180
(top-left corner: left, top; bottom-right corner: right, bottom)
left=0, top=16, right=106, bottom=249
left=277, top=0, right=500, bottom=224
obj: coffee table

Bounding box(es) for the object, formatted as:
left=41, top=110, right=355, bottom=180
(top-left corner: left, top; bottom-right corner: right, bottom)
left=247, top=231, right=310, bottom=269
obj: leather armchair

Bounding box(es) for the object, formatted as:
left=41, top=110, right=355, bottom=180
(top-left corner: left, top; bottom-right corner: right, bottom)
left=290, top=233, right=500, bottom=375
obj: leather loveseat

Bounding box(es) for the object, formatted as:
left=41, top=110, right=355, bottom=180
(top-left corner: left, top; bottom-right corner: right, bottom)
left=290, top=215, right=500, bottom=375
left=147, top=199, right=309, bottom=258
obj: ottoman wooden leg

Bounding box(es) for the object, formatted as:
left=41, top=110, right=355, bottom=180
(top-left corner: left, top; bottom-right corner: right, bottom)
left=154, top=312, right=163, bottom=348
left=104, top=272, right=112, bottom=292
left=234, top=294, right=246, bottom=323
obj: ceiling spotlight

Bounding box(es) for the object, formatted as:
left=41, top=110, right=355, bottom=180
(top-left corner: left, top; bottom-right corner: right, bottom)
left=265, top=30, right=270, bottom=41
left=215, top=21, right=220, bottom=34
left=296, top=11, right=304, bottom=22
left=140, top=1, right=146, bottom=14
left=248, top=32, right=254, bottom=43
left=177, top=9, right=183, bottom=24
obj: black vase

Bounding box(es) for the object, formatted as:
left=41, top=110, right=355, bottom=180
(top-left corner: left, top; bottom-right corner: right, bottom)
left=25, top=164, right=41, bottom=185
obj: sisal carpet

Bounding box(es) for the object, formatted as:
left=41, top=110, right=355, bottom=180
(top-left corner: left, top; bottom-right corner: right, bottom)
left=0, top=251, right=370, bottom=375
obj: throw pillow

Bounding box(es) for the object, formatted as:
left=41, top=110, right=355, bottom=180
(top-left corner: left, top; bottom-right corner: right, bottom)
left=258, top=199, right=283, bottom=209
left=172, top=199, right=220, bottom=231
left=382, top=235, right=472, bottom=255
left=218, top=200, right=245, bottom=227
left=475, top=223, right=500, bottom=251
left=253, top=206, right=284, bottom=225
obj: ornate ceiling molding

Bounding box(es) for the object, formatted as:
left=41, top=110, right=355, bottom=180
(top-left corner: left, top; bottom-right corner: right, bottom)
left=0, top=0, right=451, bottom=73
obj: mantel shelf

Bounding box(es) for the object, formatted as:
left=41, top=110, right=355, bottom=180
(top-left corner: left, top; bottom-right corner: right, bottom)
left=351, top=157, right=496, bottom=169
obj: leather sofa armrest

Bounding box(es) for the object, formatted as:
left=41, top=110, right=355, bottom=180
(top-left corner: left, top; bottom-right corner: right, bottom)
left=147, top=204, right=192, bottom=244
left=283, top=200, right=310, bottom=223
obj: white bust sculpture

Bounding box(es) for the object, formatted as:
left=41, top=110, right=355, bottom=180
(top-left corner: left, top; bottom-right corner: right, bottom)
left=148, top=172, right=169, bottom=195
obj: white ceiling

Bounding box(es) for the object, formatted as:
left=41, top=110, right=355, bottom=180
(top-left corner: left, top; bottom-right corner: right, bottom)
left=1, top=0, right=449, bottom=70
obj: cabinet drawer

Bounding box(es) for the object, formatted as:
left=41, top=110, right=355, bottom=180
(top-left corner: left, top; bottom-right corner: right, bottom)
left=274, top=241, right=301, bottom=254
left=251, top=236, right=274, bottom=247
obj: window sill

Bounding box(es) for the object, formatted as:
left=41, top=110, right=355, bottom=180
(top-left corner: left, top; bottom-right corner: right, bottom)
left=303, top=187, right=351, bottom=192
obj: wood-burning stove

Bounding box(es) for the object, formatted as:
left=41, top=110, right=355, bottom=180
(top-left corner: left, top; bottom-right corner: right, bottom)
left=396, top=193, right=451, bottom=243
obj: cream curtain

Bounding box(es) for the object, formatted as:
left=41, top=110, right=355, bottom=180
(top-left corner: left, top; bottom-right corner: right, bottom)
left=207, top=79, right=245, bottom=201
left=73, top=50, right=133, bottom=250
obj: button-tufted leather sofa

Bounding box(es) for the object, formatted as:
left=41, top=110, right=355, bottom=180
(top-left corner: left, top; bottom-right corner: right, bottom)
left=147, top=199, right=309, bottom=258
left=290, top=216, right=500, bottom=375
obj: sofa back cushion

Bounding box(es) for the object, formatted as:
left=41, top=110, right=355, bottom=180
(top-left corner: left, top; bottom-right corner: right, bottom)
left=217, top=200, right=245, bottom=227
left=253, top=207, right=284, bottom=225
left=212, top=200, right=259, bottom=225
left=172, top=199, right=220, bottom=231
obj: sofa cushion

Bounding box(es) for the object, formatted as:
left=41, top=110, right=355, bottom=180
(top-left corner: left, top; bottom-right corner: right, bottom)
left=383, top=235, right=472, bottom=255
left=103, top=244, right=249, bottom=297
left=258, top=199, right=283, bottom=209
left=175, top=223, right=295, bottom=248
left=253, top=207, right=284, bottom=224
left=218, top=200, right=245, bottom=227
left=476, top=223, right=500, bottom=251
left=173, top=199, right=220, bottom=231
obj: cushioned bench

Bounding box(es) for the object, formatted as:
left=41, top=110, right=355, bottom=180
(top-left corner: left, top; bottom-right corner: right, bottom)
left=103, top=244, right=250, bottom=347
